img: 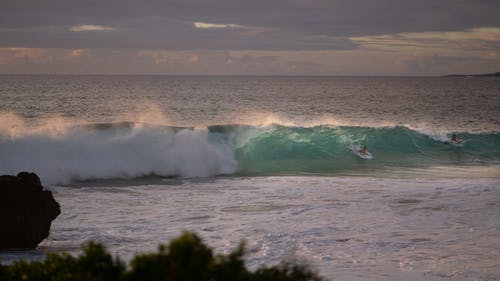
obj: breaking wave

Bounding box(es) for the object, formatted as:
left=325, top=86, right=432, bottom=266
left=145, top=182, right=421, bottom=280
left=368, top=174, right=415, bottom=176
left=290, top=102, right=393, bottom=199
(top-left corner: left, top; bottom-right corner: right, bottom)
left=1, top=121, right=499, bottom=184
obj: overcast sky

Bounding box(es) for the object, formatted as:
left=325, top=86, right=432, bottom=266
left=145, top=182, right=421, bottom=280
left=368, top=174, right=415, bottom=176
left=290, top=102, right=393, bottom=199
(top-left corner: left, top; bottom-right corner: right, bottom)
left=1, top=0, right=499, bottom=75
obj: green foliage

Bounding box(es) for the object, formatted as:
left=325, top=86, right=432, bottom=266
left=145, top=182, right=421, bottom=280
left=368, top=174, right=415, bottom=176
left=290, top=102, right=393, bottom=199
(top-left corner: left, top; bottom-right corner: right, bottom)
left=1, top=243, right=124, bottom=281
left=1, top=231, right=324, bottom=281
left=253, top=262, right=324, bottom=281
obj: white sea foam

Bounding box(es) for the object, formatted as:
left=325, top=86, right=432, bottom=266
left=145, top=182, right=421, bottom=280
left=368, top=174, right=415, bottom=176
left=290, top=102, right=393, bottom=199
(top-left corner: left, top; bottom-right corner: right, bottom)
left=15, top=176, right=498, bottom=281
left=0, top=124, right=237, bottom=184
left=2, top=112, right=499, bottom=184
left=410, top=127, right=451, bottom=142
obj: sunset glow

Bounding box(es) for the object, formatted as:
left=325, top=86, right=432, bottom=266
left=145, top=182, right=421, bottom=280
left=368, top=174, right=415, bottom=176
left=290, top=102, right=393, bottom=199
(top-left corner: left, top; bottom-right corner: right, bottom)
left=0, top=0, right=498, bottom=75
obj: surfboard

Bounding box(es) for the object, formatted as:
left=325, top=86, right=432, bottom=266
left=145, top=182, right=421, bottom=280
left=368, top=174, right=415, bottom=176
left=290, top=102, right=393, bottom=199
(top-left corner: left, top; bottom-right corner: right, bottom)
left=450, top=138, right=464, bottom=146
left=445, top=137, right=464, bottom=146
left=351, top=145, right=373, bottom=159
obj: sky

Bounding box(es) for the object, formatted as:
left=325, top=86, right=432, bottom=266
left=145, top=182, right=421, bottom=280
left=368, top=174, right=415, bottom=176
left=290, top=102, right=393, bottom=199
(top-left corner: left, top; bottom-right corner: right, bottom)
left=0, top=0, right=499, bottom=75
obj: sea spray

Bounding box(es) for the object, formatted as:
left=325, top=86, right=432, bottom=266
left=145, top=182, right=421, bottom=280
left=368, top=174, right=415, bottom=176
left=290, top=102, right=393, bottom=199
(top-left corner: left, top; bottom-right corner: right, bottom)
left=0, top=124, right=237, bottom=184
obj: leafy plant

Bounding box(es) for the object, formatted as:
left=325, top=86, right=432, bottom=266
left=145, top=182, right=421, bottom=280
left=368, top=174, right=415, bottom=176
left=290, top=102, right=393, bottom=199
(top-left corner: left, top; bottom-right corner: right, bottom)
left=0, top=232, right=324, bottom=281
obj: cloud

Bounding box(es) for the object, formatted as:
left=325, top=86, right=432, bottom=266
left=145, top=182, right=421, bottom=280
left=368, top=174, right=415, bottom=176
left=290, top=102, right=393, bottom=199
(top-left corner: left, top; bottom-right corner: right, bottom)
left=1, top=47, right=499, bottom=76
left=70, top=24, right=115, bottom=32
left=1, top=0, right=499, bottom=51
left=193, top=22, right=244, bottom=29
left=4, top=48, right=51, bottom=61
left=351, top=27, right=500, bottom=55
left=0, top=0, right=499, bottom=74
left=64, top=49, right=86, bottom=59
left=357, top=27, right=500, bottom=44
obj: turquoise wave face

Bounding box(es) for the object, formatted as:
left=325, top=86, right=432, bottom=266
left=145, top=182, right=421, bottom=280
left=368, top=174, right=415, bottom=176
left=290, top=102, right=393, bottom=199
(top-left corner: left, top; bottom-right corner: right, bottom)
left=224, top=125, right=500, bottom=176
left=1, top=122, right=499, bottom=183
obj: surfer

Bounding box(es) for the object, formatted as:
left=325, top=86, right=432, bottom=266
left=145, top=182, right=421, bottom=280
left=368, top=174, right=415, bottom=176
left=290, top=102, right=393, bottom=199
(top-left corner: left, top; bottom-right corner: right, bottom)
left=351, top=144, right=373, bottom=159
left=358, top=145, right=367, bottom=155
left=450, top=134, right=463, bottom=144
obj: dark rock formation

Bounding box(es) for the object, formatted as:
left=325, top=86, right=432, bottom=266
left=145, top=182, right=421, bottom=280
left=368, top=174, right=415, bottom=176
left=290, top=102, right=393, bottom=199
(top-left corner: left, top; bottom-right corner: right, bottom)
left=0, top=172, right=60, bottom=249
left=444, top=71, right=500, bottom=77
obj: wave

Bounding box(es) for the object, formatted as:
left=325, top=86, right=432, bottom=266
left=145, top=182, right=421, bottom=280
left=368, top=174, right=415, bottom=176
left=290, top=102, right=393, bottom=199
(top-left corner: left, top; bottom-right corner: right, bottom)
left=235, top=125, right=500, bottom=174
left=1, top=122, right=499, bottom=184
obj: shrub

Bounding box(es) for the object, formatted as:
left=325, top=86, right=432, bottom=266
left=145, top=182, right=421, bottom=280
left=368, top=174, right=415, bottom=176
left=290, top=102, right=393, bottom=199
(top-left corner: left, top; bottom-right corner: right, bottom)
left=0, top=232, right=324, bottom=281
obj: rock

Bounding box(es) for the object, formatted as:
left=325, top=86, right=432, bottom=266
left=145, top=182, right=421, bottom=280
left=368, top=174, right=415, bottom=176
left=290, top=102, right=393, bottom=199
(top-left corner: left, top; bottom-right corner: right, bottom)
left=0, top=172, right=61, bottom=249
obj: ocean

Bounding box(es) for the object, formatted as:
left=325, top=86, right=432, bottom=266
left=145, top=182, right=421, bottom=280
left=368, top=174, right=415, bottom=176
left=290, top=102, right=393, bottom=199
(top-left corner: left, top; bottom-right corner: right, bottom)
left=1, top=75, right=499, bottom=280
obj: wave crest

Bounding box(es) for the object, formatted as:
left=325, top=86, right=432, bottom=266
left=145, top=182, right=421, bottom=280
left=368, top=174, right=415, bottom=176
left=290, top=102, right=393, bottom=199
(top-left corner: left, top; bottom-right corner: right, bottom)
left=0, top=124, right=237, bottom=184
left=1, top=120, right=499, bottom=184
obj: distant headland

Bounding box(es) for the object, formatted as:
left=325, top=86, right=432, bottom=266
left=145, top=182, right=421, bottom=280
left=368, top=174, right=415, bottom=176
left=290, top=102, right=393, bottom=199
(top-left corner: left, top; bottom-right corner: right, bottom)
left=444, top=71, right=500, bottom=77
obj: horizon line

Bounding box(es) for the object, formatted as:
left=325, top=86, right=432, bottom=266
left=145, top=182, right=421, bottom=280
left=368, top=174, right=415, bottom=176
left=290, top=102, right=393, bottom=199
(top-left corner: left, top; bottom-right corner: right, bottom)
left=1, top=73, right=494, bottom=78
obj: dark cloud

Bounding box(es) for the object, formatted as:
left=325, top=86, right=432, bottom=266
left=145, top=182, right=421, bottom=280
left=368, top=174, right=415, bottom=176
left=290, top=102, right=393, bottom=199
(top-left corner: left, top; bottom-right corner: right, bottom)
left=1, top=0, right=499, bottom=50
